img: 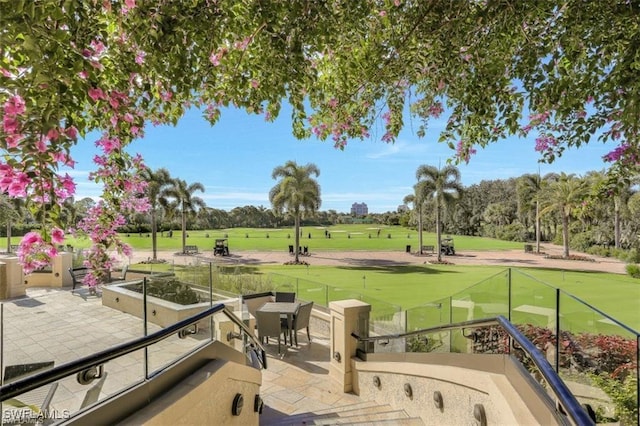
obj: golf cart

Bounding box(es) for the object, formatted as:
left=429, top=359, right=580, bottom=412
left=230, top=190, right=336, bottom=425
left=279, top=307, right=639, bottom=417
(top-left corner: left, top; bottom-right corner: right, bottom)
left=213, top=238, right=230, bottom=256
left=440, top=237, right=455, bottom=256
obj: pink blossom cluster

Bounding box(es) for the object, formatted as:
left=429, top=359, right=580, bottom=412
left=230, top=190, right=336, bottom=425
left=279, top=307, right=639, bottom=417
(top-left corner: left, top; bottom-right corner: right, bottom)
left=456, top=140, right=477, bottom=164
left=309, top=103, right=372, bottom=148
left=428, top=101, right=444, bottom=119
left=521, top=111, right=551, bottom=134
left=603, top=143, right=639, bottom=165
left=3, top=95, right=26, bottom=147
left=209, top=47, right=228, bottom=66
left=534, top=134, right=558, bottom=153
left=17, top=229, right=64, bottom=274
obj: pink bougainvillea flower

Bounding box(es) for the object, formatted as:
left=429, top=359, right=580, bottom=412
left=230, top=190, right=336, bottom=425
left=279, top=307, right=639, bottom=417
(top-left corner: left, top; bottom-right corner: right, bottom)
left=65, top=126, right=78, bottom=140
left=88, top=87, right=106, bottom=101
left=4, top=95, right=26, bottom=116
left=6, top=133, right=23, bottom=148
left=135, top=50, right=146, bottom=64
left=90, top=39, right=106, bottom=55
left=3, top=116, right=19, bottom=134
left=22, top=231, right=43, bottom=245
left=51, top=228, right=65, bottom=244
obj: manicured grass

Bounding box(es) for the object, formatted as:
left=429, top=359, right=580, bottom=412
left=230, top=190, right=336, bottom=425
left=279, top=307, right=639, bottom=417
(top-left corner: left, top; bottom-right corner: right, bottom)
left=56, top=225, right=525, bottom=253
left=6, top=227, right=638, bottom=330
left=255, top=263, right=639, bottom=331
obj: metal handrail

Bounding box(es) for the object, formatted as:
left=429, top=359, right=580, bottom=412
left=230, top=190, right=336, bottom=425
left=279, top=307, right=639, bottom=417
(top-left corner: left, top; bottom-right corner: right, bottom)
left=351, top=317, right=498, bottom=342
left=351, top=315, right=594, bottom=426
left=221, top=306, right=267, bottom=369
left=1, top=303, right=265, bottom=401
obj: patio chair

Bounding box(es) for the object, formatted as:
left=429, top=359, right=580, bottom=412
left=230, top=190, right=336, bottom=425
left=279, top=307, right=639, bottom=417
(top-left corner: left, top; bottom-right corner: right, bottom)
left=275, top=291, right=296, bottom=303
left=255, top=310, right=287, bottom=354
left=291, top=301, right=314, bottom=346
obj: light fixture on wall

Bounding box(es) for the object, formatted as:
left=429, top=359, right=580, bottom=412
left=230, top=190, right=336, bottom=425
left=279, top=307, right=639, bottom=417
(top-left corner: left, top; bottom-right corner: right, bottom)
left=232, top=393, right=244, bottom=416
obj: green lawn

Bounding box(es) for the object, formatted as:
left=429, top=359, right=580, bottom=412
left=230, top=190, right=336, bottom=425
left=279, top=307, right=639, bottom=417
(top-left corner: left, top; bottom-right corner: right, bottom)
left=255, top=263, right=640, bottom=331
left=58, top=225, right=525, bottom=252
left=5, top=226, right=638, bottom=331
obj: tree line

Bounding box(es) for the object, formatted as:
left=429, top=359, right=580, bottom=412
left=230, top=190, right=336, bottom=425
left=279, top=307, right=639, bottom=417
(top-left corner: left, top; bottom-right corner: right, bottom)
left=3, top=162, right=638, bottom=261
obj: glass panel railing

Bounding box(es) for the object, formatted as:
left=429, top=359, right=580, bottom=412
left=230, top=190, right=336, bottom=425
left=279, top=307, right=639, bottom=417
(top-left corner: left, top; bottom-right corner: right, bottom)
left=405, top=296, right=451, bottom=331
left=450, top=270, right=510, bottom=324
left=1, top=303, right=262, bottom=424
left=295, top=279, right=327, bottom=307
left=558, top=292, right=639, bottom=425
left=0, top=289, right=146, bottom=386
left=510, top=269, right=557, bottom=329
left=447, top=270, right=509, bottom=353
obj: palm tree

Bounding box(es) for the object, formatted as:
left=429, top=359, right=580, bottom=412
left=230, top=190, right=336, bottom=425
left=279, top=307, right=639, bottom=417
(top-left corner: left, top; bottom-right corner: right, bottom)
left=141, top=168, right=172, bottom=261
left=415, top=165, right=463, bottom=262
left=517, top=172, right=557, bottom=253
left=403, top=180, right=434, bottom=254
left=269, top=161, right=321, bottom=263
left=164, top=178, right=206, bottom=254
left=539, top=173, right=586, bottom=258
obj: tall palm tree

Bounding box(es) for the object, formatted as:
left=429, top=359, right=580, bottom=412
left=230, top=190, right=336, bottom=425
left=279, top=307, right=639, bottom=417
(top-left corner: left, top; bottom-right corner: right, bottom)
left=403, top=180, right=434, bottom=254
left=269, top=161, right=321, bottom=263
left=141, top=168, right=172, bottom=261
left=164, top=178, right=206, bottom=254
left=416, top=165, right=463, bottom=262
left=539, top=173, right=586, bottom=258
left=517, top=172, right=557, bottom=253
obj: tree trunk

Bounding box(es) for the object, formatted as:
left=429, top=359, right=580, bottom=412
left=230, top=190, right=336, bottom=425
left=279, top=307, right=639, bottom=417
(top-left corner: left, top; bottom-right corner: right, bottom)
left=418, top=205, right=423, bottom=254
left=614, top=198, right=621, bottom=249
left=151, top=210, right=158, bottom=260
left=436, top=205, right=442, bottom=262
left=294, top=214, right=300, bottom=263
left=535, top=199, right=540, bottom=254
left=181, top=203, right=187, bottom=254
left=562, top=214, right=570, bottom=258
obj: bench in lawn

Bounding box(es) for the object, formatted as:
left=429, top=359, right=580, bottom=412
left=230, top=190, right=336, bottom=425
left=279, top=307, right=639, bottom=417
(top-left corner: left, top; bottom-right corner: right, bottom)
left=421, top=245, right=435, bottom=254
left=184, top=245, right=199, bottom=254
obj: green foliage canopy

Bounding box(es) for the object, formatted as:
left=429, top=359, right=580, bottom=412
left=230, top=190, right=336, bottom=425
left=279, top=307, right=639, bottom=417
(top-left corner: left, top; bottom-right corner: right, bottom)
left=2, top=1, right=640, bottom=273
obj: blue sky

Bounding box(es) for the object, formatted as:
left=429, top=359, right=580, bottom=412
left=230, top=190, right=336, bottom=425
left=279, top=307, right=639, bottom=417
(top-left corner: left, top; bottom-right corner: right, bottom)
left=68, top=104, right=614, bottom=214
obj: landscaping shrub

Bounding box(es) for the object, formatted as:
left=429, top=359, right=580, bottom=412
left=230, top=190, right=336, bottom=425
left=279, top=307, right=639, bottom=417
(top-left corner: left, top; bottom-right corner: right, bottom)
left=625, top=264, right=640, bottom=279
left=587, top=245, right=611, bottom=257
left=625, top=248, right=640, bottom=264
left=469, top=324, right=638, bottom=424
left=570, top=232, right=595, bottom=253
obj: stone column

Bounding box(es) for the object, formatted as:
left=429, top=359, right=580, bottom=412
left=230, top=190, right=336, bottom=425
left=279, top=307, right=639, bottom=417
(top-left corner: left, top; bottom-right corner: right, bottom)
left=329, top=299, right=371, bottom=393
left=0, top=257, right=25, bottom=299
left=53, top=252, right=73, bottom=287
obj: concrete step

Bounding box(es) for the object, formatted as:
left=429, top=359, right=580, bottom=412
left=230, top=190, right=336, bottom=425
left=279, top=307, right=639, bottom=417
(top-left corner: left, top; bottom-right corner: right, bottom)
left=312, top=408, right=414, bottom=425
left=278, top=402, right=422, bottom=425
left=347, top=417, right=424, bottom=425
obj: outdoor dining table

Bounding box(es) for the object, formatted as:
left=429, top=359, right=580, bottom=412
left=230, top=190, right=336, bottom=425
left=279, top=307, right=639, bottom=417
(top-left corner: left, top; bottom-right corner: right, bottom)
left=257, top=302, right=300, bottom=345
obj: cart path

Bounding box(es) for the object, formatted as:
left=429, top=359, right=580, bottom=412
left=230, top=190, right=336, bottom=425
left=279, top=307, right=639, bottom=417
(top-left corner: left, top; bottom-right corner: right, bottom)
left=126, top=243, right=629, bottom=275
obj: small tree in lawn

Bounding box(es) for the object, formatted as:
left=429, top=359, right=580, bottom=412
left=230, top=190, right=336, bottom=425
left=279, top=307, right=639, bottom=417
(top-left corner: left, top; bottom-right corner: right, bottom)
left=416, top=165, right=463, bottom=262
left=404, top=180, right=434, bottom=254
left=539, top=173, right=587, bottom=258
left=141, top=167, right=172, bottom=261
left=163, top=179, right=206, bottom=255
left=269, top=161, right=321, bottom=264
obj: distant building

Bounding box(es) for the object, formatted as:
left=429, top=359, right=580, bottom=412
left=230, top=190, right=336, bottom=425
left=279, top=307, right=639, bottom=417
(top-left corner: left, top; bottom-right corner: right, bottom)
left=351, top=202, right=368, bottom=217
